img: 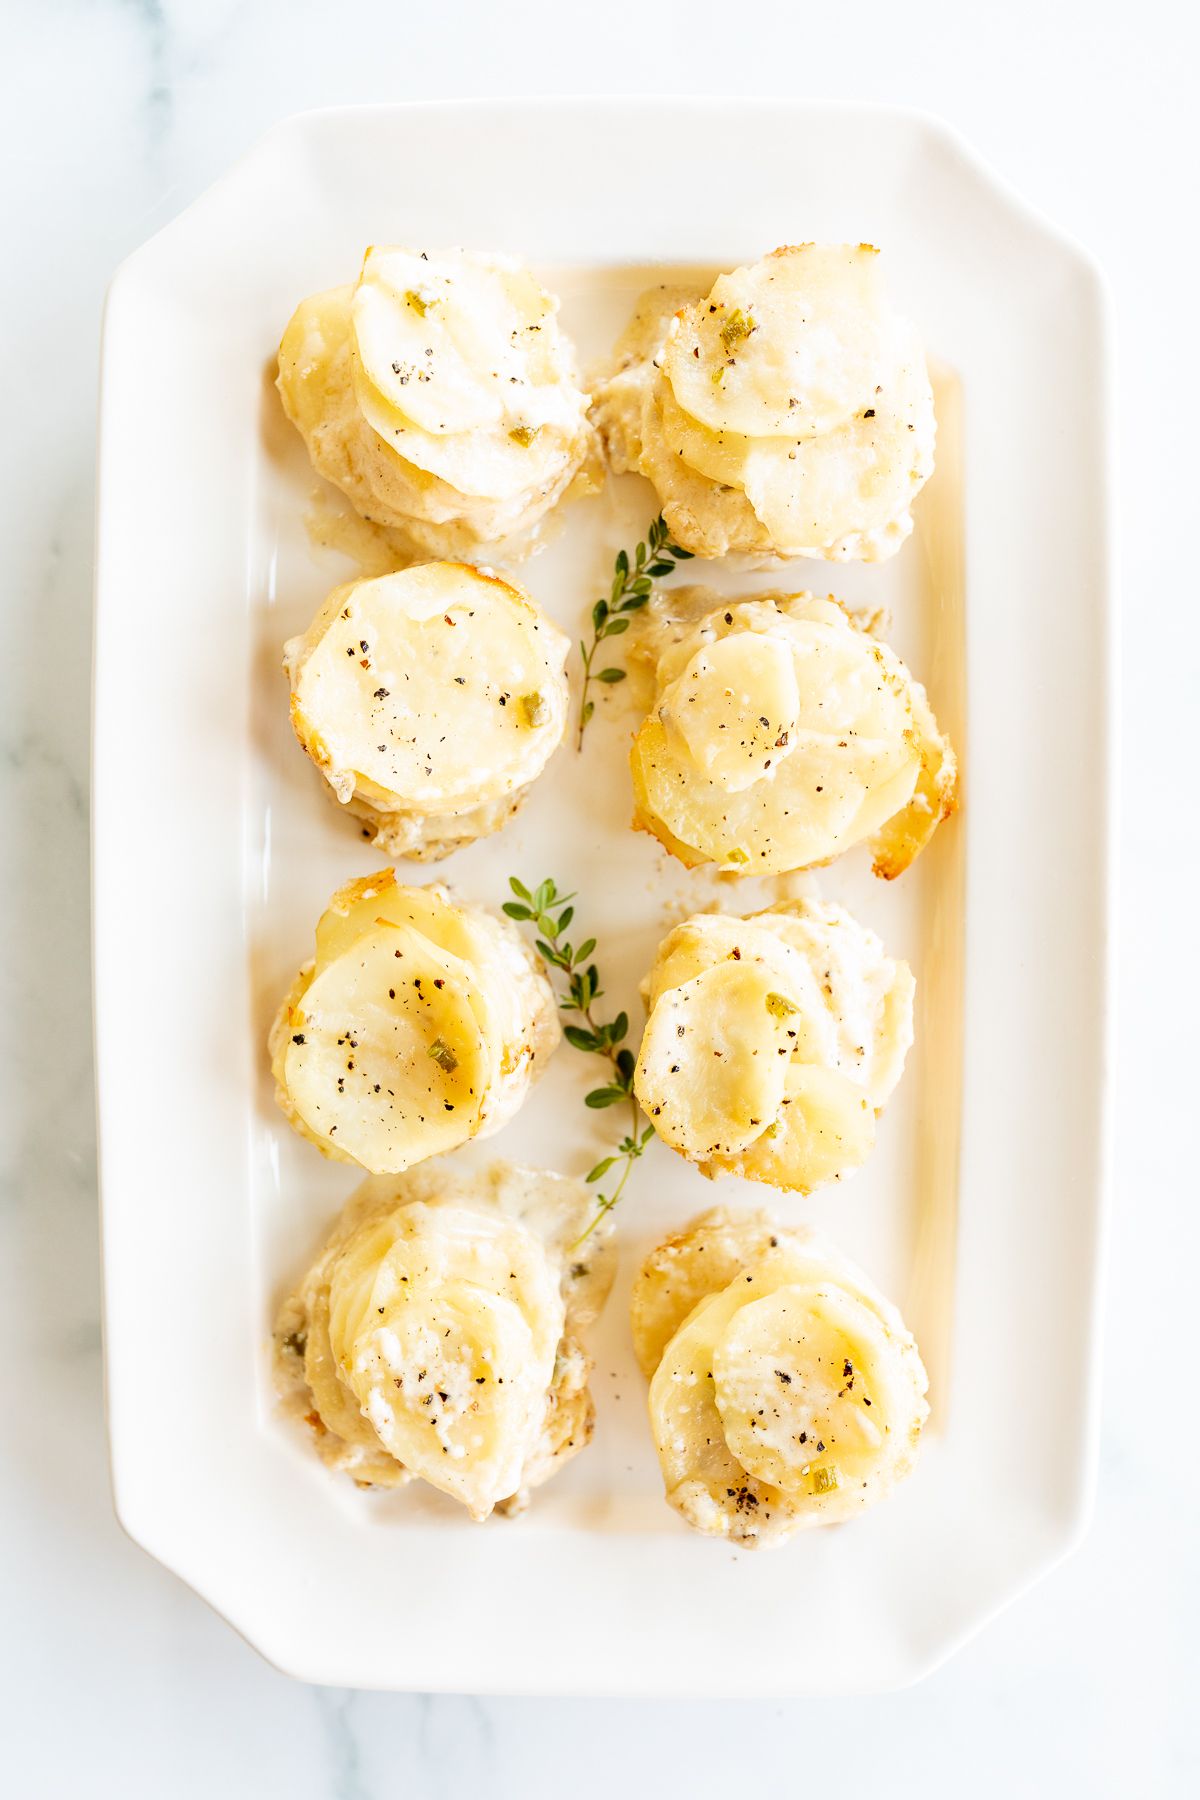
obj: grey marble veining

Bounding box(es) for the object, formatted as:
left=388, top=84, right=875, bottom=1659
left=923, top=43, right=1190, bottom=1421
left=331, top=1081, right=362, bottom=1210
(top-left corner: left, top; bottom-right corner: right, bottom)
left=1, top=1, right=1196, bottom=1796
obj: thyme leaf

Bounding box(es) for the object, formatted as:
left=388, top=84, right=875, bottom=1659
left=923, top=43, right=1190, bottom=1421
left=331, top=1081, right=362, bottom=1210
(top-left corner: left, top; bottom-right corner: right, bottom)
left=508, top=873, right=653, bottom=1240
left=576, top=514, right=692, bottom=748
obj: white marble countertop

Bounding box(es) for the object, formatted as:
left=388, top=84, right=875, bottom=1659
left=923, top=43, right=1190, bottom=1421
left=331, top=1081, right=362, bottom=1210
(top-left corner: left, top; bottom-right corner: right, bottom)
left=1, top=1, right=1195, bottom=1793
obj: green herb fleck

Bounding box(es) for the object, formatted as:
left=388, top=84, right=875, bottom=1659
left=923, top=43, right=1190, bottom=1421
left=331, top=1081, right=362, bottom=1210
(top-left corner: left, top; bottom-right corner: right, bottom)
left=518, top=690, right=549, bottom=729
left=719, top=307, right=755, bottom=353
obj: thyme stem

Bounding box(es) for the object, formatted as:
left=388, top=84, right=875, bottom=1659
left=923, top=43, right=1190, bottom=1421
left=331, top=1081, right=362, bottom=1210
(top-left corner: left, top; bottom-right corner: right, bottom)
left=504, top=875, right=655, bottom=1237
left=576, top=514, right=692, bottom=749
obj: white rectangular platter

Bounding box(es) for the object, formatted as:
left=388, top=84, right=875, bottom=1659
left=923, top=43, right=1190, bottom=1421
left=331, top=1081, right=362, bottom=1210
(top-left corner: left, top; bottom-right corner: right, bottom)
left=93, top=100, right=1113, bottom=1694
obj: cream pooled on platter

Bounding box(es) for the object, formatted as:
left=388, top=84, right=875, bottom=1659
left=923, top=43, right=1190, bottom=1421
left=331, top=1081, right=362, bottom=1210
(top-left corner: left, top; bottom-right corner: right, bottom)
left=629, top=586, right=957, bottom=878
left=277, top=247, right=597, bottom=559
left=284, top=561, right=570, bottom=860
left=633, top=1208, right=929, bottom=1547
left=594, top=244, right=935, bottom=561
left=275, top=1162, right=616, bottom=1517
left=269, top=871, right=559, bottom=1172
left=634, top=899, right=914, bottom=1193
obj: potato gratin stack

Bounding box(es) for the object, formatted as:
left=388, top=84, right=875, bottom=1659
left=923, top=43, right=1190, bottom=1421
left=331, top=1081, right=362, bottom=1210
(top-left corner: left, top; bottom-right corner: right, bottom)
left=634, top=900, right=914, bottom=1193
left=270, top=873, right=559, bottom=1173
left=278, top=246, right=596, bottom=558
left=632, top=1208, right=929, bottom=1547
left=285, top=561, right=570, bottom=859
left=596, top=244, right=935, bottom=561
left=276, top=1164, right=616, bottom=1517
left=628, top=588, right=957, bottom=879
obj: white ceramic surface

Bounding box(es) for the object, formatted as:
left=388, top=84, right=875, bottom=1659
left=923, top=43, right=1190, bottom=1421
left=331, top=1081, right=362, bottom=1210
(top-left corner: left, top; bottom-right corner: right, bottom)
left=93, top=99, right=1112, bottom=1695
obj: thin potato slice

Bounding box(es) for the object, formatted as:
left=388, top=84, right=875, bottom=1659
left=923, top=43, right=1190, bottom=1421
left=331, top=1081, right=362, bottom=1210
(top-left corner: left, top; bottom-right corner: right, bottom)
left=629, top=1205, right=784, bottom=1377
left=635, top=960, right=797, bottom=1162
left=739, top=326, right=935, bottom=552
left=663, top=631, right=801, bottom=793
left=352, top=354, right=571, bottom=503
left=282, top=921, right=489, bottom=1172
left=664, top=245, right=888, bottom=440
left=353, top=247, right=578, bottom=439
left=736, top=1062, right=874, bottom=1191
left=712, top=1283, right=895, bottom=1493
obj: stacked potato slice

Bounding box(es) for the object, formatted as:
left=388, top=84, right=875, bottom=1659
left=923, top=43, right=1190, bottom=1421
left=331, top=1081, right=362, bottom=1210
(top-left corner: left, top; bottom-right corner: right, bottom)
left=270, top=871, right=559, bottom=1172
left=633, top=1208, right=929, bottom=1547
left=634, top=899, right=914, bottom=1193
left=630, top=589, right=956, bottom=878
left=278, top=247, right=596, bottom=558
left=596, top=245, right=936, bottom=561
left=276, top=1163, right=616, bottom=1516
left=285, top=561, right=570, bottom=859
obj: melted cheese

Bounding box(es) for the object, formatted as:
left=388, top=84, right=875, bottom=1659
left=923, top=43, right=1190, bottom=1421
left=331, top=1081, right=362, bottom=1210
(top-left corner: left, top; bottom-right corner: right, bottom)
left=286, top=562, right=568, bottom=853
left=634, top=899, right=914, bottom=1193
left=270, top=871, right=559, bottom=1172
left=631, top=591, right=956, bottom=878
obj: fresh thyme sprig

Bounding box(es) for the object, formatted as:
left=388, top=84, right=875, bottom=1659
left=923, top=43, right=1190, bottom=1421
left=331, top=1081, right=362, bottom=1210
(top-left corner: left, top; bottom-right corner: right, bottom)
left=576, top=514, right=693, bottom=748
left=505, top=875, right=654, bottom=1240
